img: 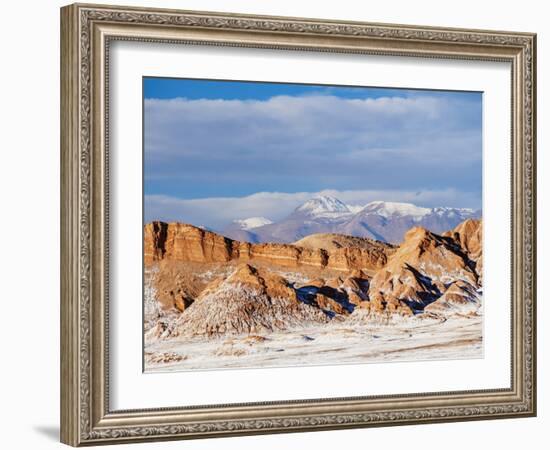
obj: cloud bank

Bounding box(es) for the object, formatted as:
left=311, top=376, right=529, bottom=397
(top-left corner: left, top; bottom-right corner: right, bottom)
left=144, top=90, right=482, bottom=228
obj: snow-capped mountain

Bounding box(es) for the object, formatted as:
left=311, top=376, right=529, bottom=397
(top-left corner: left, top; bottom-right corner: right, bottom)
left=340, top=201, right=478, bottom=243
left=294, top=196, right=351, bottom=217
left=222, top=195, right=481, bottom=244
left=361, top=201, right=431, bottom=219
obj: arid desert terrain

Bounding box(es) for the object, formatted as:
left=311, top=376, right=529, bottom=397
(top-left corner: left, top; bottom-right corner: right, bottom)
left=143, top=199, right=483, bottom=372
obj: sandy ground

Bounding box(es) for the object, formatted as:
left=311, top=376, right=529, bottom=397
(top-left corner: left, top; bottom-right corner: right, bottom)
left=144, top=315, right=482, bottom=372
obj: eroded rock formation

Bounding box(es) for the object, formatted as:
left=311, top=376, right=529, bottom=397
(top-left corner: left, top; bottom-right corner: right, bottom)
left=144, top=222, right=393, bottom=272
left=144, top=219, right=483, bottom=340
left=169, top=264, right=330, bottom=337
left=367, top=225, right=479, bottom=311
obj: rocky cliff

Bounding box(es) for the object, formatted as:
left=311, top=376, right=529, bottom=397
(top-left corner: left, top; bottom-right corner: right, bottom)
left=144, top=218, right=483, bottom=340
left=366, top=224, right=481, bottom=314
left=144, top=222, right=392, bottom=272
left=443, top=218, right=483, bottom=282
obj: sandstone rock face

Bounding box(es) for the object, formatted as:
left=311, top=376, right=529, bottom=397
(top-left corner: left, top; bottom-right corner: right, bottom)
left=295, top=233, right=395, bottom=262
left=292, top=273, right=370, bottom=317
left=144, top=221, right=168, bottom=265
left=315, top=293, right=348, bottom=315
left=424, top=280, right=480, bottom=315
left=390, top=226, right=477, bottom=284
left=242, top=242, right=329, bottom=269
left=144, top=218, right=483, bottom=340
left=144, top=222, right=392, bottom=273
left=365, top=225, right=480, bottom=314
left=327, top=246, right=390, bottom=272
left=444, top=219, right=482, bottom=258
left=357, top=290, right=413, bottom=316
left=150, top=261, right=207, bottom=312
left=443, top=219, right=483, bottom=282
left=169, top=264, right=330, bottom=337
left=144, top=222, right=233, bottom=265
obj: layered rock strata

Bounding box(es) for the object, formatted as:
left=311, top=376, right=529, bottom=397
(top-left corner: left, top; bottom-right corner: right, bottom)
left=144, top=219, right=483, bottom=339
left=144, top=222, right=393, bottom=272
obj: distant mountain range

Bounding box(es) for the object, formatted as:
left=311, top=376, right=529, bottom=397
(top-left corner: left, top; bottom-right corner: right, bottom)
left=222, top=195, right=481, bottom=244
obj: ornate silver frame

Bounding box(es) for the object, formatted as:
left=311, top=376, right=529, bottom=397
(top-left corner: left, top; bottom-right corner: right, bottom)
left=60, top=3, right=536, bottom=446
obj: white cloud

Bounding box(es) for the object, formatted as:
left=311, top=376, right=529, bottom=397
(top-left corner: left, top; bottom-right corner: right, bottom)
left=144, top=91, right=482, bottom=229
left=144, top=93, right=482, bottom=197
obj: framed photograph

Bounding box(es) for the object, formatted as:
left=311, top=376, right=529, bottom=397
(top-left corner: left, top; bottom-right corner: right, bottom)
left=60, top=3, right=537, bottom=446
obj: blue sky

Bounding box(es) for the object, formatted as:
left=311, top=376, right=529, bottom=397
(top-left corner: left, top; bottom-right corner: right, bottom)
left=144, top=77, right=482, bottom=228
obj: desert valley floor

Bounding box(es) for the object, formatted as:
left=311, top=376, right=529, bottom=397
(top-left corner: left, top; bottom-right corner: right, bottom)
left=143, top=211, right=483, bottom=372
left=145, top=313, right=482, bottom=372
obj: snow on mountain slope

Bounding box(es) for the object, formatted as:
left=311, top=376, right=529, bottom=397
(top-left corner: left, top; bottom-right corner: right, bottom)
left=347, top=204, right=365, bottom=214
left=342, top=202, right=480, bottom=243
left=294, top=195, right=351, bottom=217
left=232, top=217, right=273, bottom=230
left=432, top=206, right=476, bottom=217
left=222, top=197, right=481, bottom=244
left=361, top=201, right=431, bottom=218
